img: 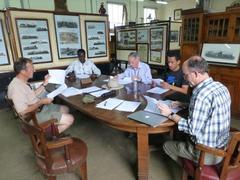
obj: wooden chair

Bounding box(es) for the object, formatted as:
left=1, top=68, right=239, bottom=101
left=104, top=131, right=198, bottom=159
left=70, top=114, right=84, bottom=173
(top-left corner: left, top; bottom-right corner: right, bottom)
left=19, top=111, right=88, bottom=180
left=181, top=131, right=240, bottom=180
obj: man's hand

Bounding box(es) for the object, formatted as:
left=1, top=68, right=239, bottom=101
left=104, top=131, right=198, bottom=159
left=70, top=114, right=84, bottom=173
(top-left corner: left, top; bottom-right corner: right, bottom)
left=157, top=102, right=171, bottom=117
left=160, top=82, right=170, bottom=89
left=132, top=76, right=141, bottom=81
left=90, top=74, right=97, bottom=80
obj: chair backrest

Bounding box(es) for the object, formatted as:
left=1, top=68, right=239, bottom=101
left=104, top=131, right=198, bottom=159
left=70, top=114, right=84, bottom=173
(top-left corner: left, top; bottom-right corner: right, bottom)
left=4, top=87, right=19, bottom=118
left=220, top=131, right=240, bottom=179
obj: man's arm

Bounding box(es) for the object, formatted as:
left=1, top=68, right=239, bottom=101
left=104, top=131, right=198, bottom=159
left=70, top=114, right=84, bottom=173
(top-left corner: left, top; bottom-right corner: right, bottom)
left=65, top=62, right=74, bottom=75
left=20, top=98, right=53, bottom=116
left=91, top=62, right=101, bottom=76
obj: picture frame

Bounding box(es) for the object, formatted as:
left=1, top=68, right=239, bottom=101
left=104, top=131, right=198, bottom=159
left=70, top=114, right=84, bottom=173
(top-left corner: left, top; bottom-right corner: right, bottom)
left=150, top=50, right=162, bottom=63
left=150, top=27, right=164, bottom=51
left=137, top=29, right=148, bottom=43
left=201, top=43, right=240, bottom=64
left=170, top=31, right=179, bottom=42
left=85, top=21, right=107, bottom=58
left=0, top=19, right=10, bottom=65
left=16, top=18, right=52, bottom=63
left=174, top=9, right=182, bottom=20
left=117, top=29, right=136, bottom=50
left=137, top=43, right=149, bottom=63
left=54, top=14, right=81, bottom=59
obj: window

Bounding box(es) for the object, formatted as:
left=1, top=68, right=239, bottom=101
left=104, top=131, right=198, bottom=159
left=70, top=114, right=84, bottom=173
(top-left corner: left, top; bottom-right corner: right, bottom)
left=107, top=3, right=124, bottom=29
left=144, top=8, right=156, bottom=23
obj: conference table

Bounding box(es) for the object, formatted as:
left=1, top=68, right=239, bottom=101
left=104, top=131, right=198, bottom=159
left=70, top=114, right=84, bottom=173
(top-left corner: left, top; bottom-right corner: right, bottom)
left=58, top=75, right=176, bottom=180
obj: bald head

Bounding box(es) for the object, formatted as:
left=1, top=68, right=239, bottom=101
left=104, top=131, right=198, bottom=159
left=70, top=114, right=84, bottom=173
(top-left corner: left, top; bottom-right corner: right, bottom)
left=183, top=55, right=208, bottom=74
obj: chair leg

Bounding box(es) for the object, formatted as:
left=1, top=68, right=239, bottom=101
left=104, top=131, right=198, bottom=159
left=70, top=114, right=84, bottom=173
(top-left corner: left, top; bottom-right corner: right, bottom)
left=47, top=175, right=56, bottom=180
left=181, top=169, right=188, bottom=180
left=79, top=161, right=87, bottom=180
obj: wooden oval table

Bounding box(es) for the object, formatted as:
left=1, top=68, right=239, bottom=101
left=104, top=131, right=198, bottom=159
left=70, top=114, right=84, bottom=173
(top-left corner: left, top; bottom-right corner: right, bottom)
left=58, top=75, right=176, bottom=180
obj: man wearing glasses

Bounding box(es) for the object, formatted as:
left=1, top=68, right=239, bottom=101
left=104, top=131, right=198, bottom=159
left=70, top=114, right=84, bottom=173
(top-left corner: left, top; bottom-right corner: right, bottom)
left=158, top=55, right=231, bottom=166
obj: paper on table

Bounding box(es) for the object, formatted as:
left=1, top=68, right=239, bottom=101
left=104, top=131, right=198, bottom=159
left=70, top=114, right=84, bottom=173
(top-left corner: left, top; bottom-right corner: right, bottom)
left=47, top=84, right=67, bottom=99
left=115, top=101, right=141, bottom=112
left=147, top=87, right=169, bottom=95
left=144, top=96, right=182, bottom=115
left=61, top=87, right=82, bottom=97
left=118, top=77, right=132, bottom=85
left=90, top=89, right=110, bottom=98
left=81, top=86, right=102, bottom=93
left=96, top=98, right=124, bottom=110
left=48, top=69, right=66, bottom=84
left=152, top=78, right=164, bottom=86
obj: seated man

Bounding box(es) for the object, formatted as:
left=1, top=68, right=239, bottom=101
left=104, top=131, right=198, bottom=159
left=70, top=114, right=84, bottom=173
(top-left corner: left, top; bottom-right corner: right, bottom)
left=8, top=57, right=74, bottom=133
left=160, top=50, right=189, bottom=95
left=65, top=49, right=101, bottom=79
left=118, top=52, right=152, bottom=84
left=158, top=56, right=231, bottom=166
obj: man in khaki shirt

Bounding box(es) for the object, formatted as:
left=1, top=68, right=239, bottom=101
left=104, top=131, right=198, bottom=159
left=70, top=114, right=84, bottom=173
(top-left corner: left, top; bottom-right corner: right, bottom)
left=8, top=57, right=74, bottom=133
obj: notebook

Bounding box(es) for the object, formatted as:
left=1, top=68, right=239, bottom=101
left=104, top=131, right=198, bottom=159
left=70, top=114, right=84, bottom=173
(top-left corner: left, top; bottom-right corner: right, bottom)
left=127, top=110, right=168, bottom=127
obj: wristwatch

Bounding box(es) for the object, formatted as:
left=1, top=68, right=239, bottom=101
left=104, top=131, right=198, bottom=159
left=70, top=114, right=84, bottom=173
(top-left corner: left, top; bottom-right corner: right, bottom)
left=168, top=112, right=175, bottom=120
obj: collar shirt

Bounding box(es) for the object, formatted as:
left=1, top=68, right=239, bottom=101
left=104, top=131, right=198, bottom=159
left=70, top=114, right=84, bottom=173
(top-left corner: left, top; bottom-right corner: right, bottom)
left=118, top=62, right=152, bottom=84
left=178, top=77, right=231, bottom=148
left=65, top=60, right=101, bottom=78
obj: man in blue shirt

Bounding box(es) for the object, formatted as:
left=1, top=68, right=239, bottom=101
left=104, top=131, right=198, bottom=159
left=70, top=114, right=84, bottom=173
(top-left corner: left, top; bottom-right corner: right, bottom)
left=158, top=55, right=231, bottom=165
left=118, top=52, right=152, bottom=84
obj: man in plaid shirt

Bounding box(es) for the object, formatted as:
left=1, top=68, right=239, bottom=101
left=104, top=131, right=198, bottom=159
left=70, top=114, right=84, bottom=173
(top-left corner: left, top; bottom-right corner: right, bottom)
left=158, top=55, right=231, bottom=165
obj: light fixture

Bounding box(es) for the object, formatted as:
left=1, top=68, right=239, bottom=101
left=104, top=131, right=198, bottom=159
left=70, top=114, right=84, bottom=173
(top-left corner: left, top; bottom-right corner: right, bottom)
left=156, top=0, right=168, bottom=4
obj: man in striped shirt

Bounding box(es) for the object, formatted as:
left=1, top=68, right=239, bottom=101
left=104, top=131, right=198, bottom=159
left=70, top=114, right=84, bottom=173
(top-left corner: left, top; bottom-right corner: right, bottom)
left=158, top=55, right=231, bottom=165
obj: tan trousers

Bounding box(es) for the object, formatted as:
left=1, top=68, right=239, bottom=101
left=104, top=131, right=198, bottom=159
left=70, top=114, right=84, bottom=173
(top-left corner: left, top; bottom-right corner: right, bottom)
left=163, top=140, right=223, bottom=165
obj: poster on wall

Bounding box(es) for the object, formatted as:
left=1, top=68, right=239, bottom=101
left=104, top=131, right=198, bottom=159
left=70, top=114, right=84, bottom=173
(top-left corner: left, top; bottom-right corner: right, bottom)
left=16, top=19, right=52, bottom=63
left=54, top=15, right=81, bottom=59
left=0, top=20, right=10, bottom=65
left=137, top=43, right=148, bottom=63
left=85, top=21, right=107, bottom=58
left=137, top=29, right=148, bottom=43
left=150, top=50, right=162, bottom=63
left=117, top=30, right=136, bottom=50
left=150, top=27, right=164, bottom=50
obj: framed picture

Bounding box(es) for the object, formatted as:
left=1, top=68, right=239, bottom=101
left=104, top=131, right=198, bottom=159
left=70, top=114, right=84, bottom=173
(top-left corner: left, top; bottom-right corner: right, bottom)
left=150, top=27, right=164, bottom=50
left=0, top=20, right=10, bottom=65
left=201, top=43, right=240, bottom=64
left=170, top=31, right=179, bottom=42
left=54, top=15, right=81, bottom=59
left=16, top=18, right=52, bottom=63
left=137, top=29, right=148, bottom=43
left=85, top=21, right=107, bottom=58
left=174, top=9, right=182, bottom=20
left=117, top=29, right=136, bottom=50
left=150, top=50, right=161, bottom=63
left=137, top=43, right=149, bottom=63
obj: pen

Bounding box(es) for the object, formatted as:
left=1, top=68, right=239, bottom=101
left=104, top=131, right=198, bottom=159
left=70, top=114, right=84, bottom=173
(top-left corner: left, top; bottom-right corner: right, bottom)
left=104, top=101, right=107, bottom=106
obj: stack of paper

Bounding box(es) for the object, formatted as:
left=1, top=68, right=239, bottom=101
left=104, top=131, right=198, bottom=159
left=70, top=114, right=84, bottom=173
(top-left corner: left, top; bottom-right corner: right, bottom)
left=147, top=87, right=169, bottom=95
left=61, top=87, right=82, bottom=97
left=48, top=69, right=66, bottom=85
left=81, top=86, right=102, bottom=93
left=115, top=101, right=141, bottom=112
left=152, top=78, right=164, bottom=86
left=90, top=89, right=110, bottom=98
left=96, top=98, right=124, bottom=110
left=47, top=84, right=68, bottom=99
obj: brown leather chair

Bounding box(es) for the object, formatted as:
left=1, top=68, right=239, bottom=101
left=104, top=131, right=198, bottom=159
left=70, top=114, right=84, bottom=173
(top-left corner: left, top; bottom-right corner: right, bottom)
left=181, top=131, right=240, bottom=180
left=20, top=111, right=88, bottom=180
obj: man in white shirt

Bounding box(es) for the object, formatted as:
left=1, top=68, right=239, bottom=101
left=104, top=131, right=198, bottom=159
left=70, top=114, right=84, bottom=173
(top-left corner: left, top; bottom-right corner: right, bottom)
left=65, top=49, right=101, bottom=79
left=118, top=52, right=152, bottom=84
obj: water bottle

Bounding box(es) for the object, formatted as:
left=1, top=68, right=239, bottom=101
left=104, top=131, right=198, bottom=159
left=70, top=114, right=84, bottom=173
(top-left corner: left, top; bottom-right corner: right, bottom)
left=133, top=79, right=138, bottom=92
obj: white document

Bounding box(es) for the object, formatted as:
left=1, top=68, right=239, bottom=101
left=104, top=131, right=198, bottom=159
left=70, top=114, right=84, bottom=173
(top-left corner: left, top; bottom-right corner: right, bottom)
left=144, top=96, right=182, bottom=115
left=147, top=87, right=169, bottom=95
left=115, top=101, right=141, bottom=112
left=96, top=98, right=124, bottom=110
left=81, top=86, right=102, bottom=93
left=152, top=78, right=164, bottom=86
left=47, top=84, right=67, bottom=99
left=118, top=77, right=132, bottom=85
left=61, top=87, right=82, bottom=97
left=48, top=69, right=66, bottom=85
left=90, top=89, right=110, bottom=98
left=76, top=74, right=90, bottom=79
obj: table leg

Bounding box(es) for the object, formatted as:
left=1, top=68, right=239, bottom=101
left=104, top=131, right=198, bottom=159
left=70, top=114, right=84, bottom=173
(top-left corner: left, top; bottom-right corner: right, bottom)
left=137, top=128, right=149, bottom=180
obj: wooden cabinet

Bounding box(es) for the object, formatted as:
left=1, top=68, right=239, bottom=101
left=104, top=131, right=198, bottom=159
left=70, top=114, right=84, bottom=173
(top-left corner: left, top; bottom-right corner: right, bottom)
left=204, top=12, right=240, bottom=42
left=209, top=65, right=240, bottom=115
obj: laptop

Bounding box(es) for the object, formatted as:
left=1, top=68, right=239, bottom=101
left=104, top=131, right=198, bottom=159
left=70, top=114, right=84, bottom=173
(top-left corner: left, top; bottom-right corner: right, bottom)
left=127, top=110, right=168, bottom=127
